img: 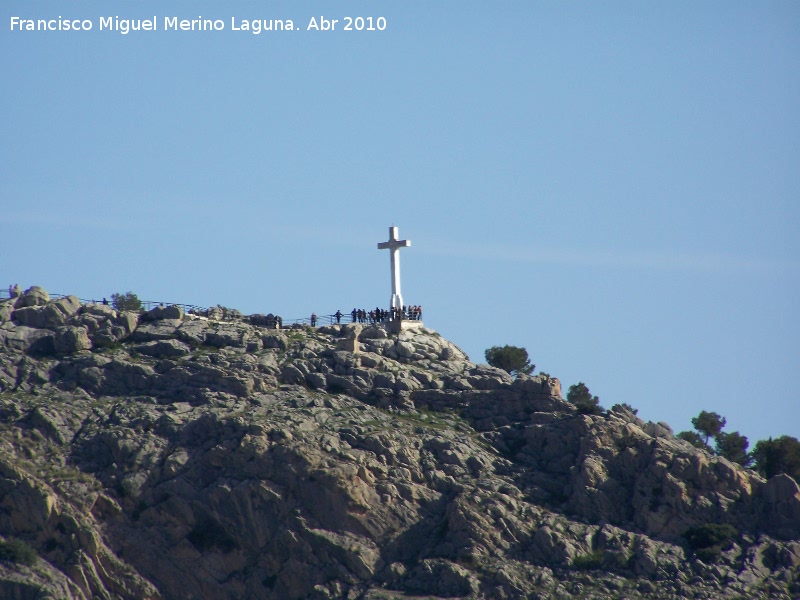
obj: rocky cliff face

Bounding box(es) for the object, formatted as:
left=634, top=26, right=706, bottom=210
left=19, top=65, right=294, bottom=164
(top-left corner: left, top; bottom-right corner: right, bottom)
left=0, top=286, right=798, bottom=599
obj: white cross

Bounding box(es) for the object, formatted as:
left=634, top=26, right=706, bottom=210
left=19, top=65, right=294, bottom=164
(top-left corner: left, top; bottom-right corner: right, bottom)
left=377, top=226, right=411, bottom=310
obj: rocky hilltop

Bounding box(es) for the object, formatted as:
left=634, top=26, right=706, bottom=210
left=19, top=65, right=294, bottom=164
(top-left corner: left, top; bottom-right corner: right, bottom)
left=0, top=286, right=798, bottom=599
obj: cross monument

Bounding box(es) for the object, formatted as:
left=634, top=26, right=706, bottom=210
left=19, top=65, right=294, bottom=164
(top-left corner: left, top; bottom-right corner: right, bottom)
left=377, top=226, right=411, bottom=310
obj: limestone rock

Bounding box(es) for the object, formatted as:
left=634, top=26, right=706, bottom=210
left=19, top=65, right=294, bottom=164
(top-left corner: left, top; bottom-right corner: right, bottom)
left=0, top=323, right=54, bottom=354
left=115, top=311, right=139, bottom=334
left=53, top=326, right=92, bottom=354
left=53, top=295, right=82, bottom=318
left=404, top=559, right=479, bottom=597
left=0, top=286, right=796, bottom=600
left=12, top=296, right=81, bottom=329
left=395, top=340, right=415, bottom=358
left=14, top=286, right=49, bottom=308
left=340, top=323, right=361, bottom=339
left=80, top=303, right=116, bottom=319
left=643, top=420, right=674, bottom=438
left=358, top=325, right=387, bottom=340
left=134, top=339, right=191, bottom=358
left=204, top=322, right=257, bottom=349
left=141, top=305, right=184, bottom=321
left=13, top=305, right=57, bottom=329
left=247, top=313, right=282, bottom=328
left=761, top=474, right=800, bottom=539
left=83, top=307, right=139, bottom=347
left=132, top=319, right=182, bottom=342
left=0, top=301, right=14, bottom=323
left=261, top=331, right=288, bottom=351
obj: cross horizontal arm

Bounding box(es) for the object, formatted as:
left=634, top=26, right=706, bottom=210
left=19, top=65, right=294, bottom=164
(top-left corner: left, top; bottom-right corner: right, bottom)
left=377, top=239, right=411, bottom=250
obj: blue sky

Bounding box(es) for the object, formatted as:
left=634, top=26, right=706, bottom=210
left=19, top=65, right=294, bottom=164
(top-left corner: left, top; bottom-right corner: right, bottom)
left=2, top=1, right=798, bottom=446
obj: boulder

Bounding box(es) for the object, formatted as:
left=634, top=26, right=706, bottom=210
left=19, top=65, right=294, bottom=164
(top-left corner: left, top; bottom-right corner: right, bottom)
left=14, top=286, right=50, bottom=308
left=204, top=322, right=257, bottom=348
left=358, top=325, right=387, bottom=340
left=141, top=305, right=183, bottom=321
left=440, top=346, right=458, bottom=360
left=544, top=376, right=562, bottom=397
left=317, top=325, right=341, bottom=336
left=13, top=305, right=62, bottom=328
left=247, top=313, right=282, bottom=329
left=13, top=296, right=82, bottom=329
left=134, top=340, right=192, bottom=358
left=87, top=314, right=137, bottom=347
left=54, top=326, right=92, bottom=354
left=643, top=421, right=674, bottom=438
left=341, top=324, right=362, bottom=339
left=336, top=338, right=359, bottom=352
left=405, top=559, right=479, bottom=597
left=0, top=301, right=13, bottom=323
left=0, top=323, right=55, bottom=354
left=261, top=331, right=288, bottom=351
left=176, top=319, right=210, bottom=346
left=395, top=341, right=415, bottom=358
left=761, top=474, right=800, bottom=539
left=81, top=303, right=117, bottom=319
left=53, top=296, right=82, bottom=318
left=115, top=311, right=139, bottom=334
left=132, top=320, right=182, bottom=342
left=530, top=525, right=581, bottom=566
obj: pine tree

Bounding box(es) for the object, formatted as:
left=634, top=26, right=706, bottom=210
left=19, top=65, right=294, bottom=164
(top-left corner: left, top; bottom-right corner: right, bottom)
left=691, top=411, right=726, bottom=446
left=484, top=345, right=535, bottom=377
left=567, top=382, right=603, bottom=415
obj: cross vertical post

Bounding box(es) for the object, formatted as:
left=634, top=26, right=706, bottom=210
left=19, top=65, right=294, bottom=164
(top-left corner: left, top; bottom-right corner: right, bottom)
left=377, top=226, right=411, bottom=310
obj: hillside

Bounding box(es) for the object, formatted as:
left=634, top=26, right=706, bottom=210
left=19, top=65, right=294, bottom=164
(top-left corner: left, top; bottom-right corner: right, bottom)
left=0, top=286, right=798, bottom=599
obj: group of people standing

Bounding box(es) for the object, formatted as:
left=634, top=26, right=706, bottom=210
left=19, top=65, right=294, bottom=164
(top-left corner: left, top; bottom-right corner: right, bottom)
left=350, top=305, right=422, bottom=324
left=311, top=305, right=423, bottom=327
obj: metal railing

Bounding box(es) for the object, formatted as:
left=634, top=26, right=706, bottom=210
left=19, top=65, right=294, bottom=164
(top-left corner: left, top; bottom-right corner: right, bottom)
left=138, top=300, right=209, bottom=314
left=1, top=289, right=208, bottom=314
left=283, top=310, right=423, bottom=328
left=1, top=289, right=421, bottom=329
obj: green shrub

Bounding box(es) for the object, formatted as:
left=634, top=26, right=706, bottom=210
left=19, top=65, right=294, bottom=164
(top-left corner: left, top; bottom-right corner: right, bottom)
left=683, top=523, right=738, bottom=550
left=695, top=546, right=722, bottom=563
left=567, top=382, right=604, bottom=415
left=572, top=550, right=605, bottom=570
left=0, top=538, right=37, bottom=566
left=111, top=291, right=143, bottom=312
left=752, top=436, right=800, bottom=480
left=715, top=431, right=751, bottom=466
left=683, top=523, right=738, bottom=562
